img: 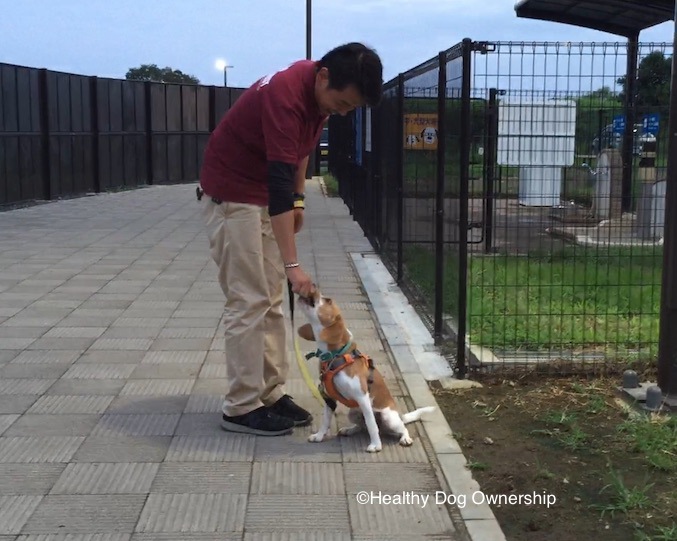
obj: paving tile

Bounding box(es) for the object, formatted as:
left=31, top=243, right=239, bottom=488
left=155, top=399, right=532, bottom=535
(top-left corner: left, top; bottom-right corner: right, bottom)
left=0, top=351, right=20, bottom=364
left=9, top=351, right=81, bottom=365
left=0, top=417, right=19, bottom=437
left=197, top=364, right=226, bottom=379
left=134, top=494, right=246, bottom=533
left=0, top=381, right=55, bottom=395
left=340, top=432, right=430, bottom=462
left=156, top=328, right=215, bottom=339
left=130, top=364, right=201, bottom=380
left=26, top=396, right=113, bottom=415
left=50, top=463, right=160, bottom=494
left=184, top=395, right=221, bottom=414
left=348, top=496, right=457, bottom=536
left=72, top=437, right=170, bottom=463
left=250, top=462, right=344, bottom=494
left=98, top=328, right=161, bottom=340
left=118, top=380, right=194, bottom=396
left=62, top=364, right=137, bottom=380
left=89, top=339, right=153, bottom=351
left=17, top=534, right=131, bottom=540
left=244, top=495, right=348, bottom=531
left=0, top=396, right=39, bottom=415
left=3, top=415, right=100, bottom=438
left=343, top=463, right=443, bottom=494
left=0, top=437, right=84, bottom=463
left=0, top=495, right=43, bottom=534
left=45, top=380, right=125, bottom=396
left=173, top=414, right=222, bottom=436
left=253, top=428, right=342, bottom=463
left=0, top=339, right=35, bottom=349
left=165, top=435, right=255, bottom=462
left=42, top=328, right=107, bottom=339
left=140, top=352, right=206, bottom=365
left=132, top=535, right=238, bottom=541
left=21, top=495, right=146, bottom=534
left=91, top=414, right=180, bottom=437
left=243, top=534, right=350, bottom=541
left=75, top=351, right=145, bottom=364
left=0, top=365, right=70, bottom=380
left=190, top=379, right=227, bottom=395
left=0, top=464, right=66, bottom=495
left=105, top=396, right=188, bottom=415
left=27, top=338, right=97, bottom=351
left=111, top=318, right=168, bottom=328
left=148, top=339, right=212, bottom=351
left=150, top=462, right=250, bottom=493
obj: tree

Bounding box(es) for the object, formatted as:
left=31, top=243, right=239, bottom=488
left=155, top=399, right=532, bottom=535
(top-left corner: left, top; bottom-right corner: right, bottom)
left=125, top=64, right=200, bottom=84
left=617, top=51, right=671, bottom=108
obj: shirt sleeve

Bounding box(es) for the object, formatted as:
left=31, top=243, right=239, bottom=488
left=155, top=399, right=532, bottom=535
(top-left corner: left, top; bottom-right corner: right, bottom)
left=260, top=73, right=303, bottom=164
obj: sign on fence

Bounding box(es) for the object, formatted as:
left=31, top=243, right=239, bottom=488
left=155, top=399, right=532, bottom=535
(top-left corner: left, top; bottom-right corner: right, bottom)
left=403, top=113, right=438, bottom=150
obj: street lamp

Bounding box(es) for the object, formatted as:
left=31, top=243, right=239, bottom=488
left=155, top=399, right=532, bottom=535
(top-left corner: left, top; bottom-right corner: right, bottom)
left=214, top=58, right=234, bottom=87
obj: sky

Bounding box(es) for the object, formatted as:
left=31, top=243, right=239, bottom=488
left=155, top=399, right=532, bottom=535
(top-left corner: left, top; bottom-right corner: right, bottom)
left=1, top=0, right=675, bottom=88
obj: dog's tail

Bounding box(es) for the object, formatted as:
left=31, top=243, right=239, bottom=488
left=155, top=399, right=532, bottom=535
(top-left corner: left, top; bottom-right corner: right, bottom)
left=401, top=406, right=436, bottom=424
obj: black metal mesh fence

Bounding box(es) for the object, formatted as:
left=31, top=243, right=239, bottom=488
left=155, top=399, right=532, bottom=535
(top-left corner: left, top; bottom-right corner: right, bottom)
left=329, top=39, right=671, bottom=378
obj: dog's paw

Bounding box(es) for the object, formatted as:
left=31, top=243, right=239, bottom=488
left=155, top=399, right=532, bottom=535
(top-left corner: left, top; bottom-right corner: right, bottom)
left=366, top=443, right=382, bottom=453
left=399, top=434, right=413, bottom=446
left=308, top=432, right=325, bottom=443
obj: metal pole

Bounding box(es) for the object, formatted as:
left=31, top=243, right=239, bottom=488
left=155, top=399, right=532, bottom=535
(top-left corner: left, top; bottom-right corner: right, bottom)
left=656, top=4, right=677, bottom=399
left=622, top=34, right=639, bottom=212
left=457, top=38, right=473, bottom=379
left=305, top=0, right=314, bottom=179
left=396, top=73, right=405, bottom=285
left=434, top=51, right=447, bottom=342
left=223, top=68, right=227, bottom=87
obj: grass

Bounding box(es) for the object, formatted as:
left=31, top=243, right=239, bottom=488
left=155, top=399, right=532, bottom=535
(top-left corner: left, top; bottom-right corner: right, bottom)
left=322, top=173, right=339, bottom=197
left=402, top=244, right=662, bottom=353
left=591, top=468, right=654, bottom=519
left=618, top=412, right=677, bottom=472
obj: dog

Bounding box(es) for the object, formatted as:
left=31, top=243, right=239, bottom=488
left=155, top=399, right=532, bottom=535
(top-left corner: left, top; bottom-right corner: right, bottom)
left=296, top=289, right=435, bottom=452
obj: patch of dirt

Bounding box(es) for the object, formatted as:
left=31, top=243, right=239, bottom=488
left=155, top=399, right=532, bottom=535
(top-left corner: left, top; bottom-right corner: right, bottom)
left=434, top=375, right=676, bottom=541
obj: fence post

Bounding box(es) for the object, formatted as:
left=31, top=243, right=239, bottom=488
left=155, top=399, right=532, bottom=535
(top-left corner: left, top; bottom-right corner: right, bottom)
left=484, top=88, right=498, bottom=253
left=434, top=52, right=447, bottom=343
left=144, top=81, right=154, bottom=185
left=456, top=38, right=473, bottom=379
left=656, top=3, right=677, bottom=400
left=38, top=69, right=52, bottom=201
left=396, top=73, right=405, bottom=285
left=89, top=76, right=101, bottom=193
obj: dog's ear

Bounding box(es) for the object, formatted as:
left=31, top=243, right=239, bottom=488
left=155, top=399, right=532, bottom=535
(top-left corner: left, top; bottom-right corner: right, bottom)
left=297, top=323, right=315, bottom=341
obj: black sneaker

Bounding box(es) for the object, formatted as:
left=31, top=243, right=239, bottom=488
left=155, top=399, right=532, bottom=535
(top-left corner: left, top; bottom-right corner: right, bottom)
left=267, top=395, right=313, bottom=427
left=221, top=406, right=294, bottom=436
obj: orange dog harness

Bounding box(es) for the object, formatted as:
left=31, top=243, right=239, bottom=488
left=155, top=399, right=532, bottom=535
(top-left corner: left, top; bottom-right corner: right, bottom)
left=306, top=346, right=375, bottom=410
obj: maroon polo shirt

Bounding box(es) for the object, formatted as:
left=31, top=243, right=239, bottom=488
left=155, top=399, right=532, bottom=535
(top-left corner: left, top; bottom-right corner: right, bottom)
left=199, top=59, right=328, bottom=206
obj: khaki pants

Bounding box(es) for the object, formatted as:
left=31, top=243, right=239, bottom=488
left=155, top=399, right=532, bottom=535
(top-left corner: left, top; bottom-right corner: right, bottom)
left=201, top=198, right=288, bottom=417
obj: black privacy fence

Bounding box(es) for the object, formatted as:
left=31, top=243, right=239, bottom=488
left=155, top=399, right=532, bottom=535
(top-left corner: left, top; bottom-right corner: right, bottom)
left=0, top=62, right=244, bottom=206
left=329, top=39, right=671, bottom=378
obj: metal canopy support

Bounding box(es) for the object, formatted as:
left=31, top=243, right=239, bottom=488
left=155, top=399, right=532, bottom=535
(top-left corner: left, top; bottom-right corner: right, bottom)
left=657, top=1, right=677, bottom=398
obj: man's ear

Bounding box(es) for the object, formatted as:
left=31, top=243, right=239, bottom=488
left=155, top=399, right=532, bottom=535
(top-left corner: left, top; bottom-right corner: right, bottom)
left=297, top=323, right=315, bottom=341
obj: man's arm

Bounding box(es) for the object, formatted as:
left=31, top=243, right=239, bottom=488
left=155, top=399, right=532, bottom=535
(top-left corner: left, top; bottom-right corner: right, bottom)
left=295, top=155, right=309, bottom=195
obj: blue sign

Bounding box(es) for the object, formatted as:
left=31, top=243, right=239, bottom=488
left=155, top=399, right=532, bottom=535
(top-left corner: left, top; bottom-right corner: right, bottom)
left=612, top=114, right=626, bottom=134
left=643, top=113, right=660, bottom=135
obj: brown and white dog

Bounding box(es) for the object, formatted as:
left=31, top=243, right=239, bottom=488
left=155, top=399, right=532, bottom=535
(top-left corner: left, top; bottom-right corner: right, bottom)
left=296, top=289, right=434, bottom=452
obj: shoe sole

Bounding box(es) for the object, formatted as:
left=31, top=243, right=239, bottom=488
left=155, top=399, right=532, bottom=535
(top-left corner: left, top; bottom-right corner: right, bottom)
left=292, top=416, right=313, bottom=427
left=220, top=419, right=293, bottom=436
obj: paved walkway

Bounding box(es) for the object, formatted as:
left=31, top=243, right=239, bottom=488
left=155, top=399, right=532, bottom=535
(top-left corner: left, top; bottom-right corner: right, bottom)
left=0, top=179, right=505, bottom=540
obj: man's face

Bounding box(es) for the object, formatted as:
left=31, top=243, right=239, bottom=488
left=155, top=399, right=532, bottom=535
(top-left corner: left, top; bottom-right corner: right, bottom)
left=314, top=67, right=364, bottom=116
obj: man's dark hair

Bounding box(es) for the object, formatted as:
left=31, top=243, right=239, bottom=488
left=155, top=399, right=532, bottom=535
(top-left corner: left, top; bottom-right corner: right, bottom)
left=318, top=42, right=383, bottom=107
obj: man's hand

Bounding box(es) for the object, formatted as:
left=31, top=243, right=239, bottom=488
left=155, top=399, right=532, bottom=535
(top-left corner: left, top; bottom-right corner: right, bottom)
left=285, top=265, right=314, bottom=298
left=293, top=208, right=304, bottom=234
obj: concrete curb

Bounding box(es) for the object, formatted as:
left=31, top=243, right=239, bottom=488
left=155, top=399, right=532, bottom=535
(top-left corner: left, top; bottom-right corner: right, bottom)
left=352, top=252, right=508, bottom=541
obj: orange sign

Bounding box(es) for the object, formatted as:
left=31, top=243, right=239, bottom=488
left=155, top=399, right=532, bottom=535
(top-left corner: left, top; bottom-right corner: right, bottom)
left=404, top=113, right=438, bottom=150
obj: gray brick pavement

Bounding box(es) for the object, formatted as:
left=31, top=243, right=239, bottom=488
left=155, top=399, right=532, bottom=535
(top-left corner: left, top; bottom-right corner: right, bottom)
left=0, top=182, right=475, bottom=539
